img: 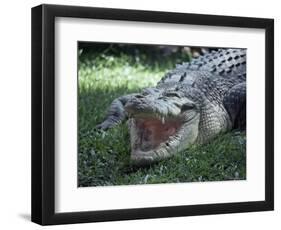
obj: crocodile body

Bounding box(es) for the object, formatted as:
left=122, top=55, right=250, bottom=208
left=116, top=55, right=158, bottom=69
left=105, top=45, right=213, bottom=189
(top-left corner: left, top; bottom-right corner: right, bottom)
left=97, top=48, right=246, bottom=165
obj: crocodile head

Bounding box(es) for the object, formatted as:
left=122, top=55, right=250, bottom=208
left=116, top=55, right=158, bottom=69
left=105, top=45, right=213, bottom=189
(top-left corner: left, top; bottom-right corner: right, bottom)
left=124, top=86, right=200, bottom=166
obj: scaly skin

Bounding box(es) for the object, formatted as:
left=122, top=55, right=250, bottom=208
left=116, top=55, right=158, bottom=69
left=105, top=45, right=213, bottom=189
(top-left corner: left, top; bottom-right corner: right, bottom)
left=97, top=48, right=246, bottom=166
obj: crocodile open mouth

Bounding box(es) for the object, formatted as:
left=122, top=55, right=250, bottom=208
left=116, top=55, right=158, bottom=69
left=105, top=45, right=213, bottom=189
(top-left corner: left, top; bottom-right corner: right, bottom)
left=131, top=116, right=182, bottom=152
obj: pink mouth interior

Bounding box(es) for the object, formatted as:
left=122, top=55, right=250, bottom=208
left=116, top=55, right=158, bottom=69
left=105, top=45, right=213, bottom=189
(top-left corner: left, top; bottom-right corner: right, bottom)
left=136, top=118, right=181, bottom=151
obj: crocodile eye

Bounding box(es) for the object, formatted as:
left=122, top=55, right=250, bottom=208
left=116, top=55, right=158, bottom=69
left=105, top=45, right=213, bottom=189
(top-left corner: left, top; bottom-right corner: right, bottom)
left=165, top=92, right=181, bottom=98
left=181, top=103, right=195, bottom=112
left=135, top=94, right=144, bottom=99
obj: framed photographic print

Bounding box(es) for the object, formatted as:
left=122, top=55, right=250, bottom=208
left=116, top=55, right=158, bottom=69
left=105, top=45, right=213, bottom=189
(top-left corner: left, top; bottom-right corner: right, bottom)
left=31, top=4, right=274, bottom=225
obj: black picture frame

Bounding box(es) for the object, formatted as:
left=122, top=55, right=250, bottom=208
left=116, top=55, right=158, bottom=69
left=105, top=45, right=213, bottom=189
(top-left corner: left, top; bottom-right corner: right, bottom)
left=31, top=4, right=274, bottom=225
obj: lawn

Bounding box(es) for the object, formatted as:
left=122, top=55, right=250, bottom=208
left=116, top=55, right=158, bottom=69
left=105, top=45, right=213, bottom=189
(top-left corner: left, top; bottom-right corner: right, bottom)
left=78, top=44, right=246, bottom=187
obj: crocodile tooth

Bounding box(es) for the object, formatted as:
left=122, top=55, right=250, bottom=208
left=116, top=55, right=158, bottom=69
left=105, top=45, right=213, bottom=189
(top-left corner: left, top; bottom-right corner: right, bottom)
left=162, top=116, right=165, bottom=124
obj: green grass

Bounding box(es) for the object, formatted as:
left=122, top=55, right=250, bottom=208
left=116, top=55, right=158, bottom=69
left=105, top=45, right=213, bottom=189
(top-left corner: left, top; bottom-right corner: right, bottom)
left=78, top=46, right=246, bottom=187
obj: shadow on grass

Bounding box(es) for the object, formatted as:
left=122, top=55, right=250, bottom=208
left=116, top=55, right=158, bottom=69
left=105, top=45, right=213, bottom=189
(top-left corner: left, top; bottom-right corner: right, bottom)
left=79, top=43, right=192, bottom=71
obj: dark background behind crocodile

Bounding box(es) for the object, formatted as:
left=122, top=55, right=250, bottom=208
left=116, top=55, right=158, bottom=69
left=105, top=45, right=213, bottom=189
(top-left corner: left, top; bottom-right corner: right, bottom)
left=78, top=42, right=246, bottom=187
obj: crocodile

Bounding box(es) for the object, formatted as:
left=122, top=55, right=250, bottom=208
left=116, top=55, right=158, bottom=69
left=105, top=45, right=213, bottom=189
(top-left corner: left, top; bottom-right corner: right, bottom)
left=96, top=48, right=246, bottom=166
